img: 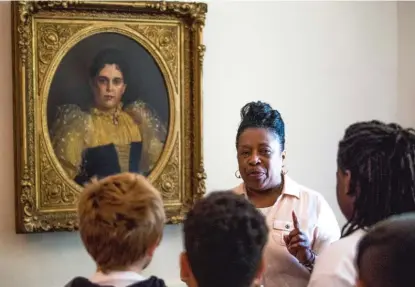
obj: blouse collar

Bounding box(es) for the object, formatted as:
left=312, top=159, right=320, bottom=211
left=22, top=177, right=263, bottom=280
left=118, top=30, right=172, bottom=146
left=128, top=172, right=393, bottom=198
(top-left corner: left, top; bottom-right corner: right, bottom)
left=235, top=175, right=300, bottom=199
left=90, top=103, right=123, bottom=125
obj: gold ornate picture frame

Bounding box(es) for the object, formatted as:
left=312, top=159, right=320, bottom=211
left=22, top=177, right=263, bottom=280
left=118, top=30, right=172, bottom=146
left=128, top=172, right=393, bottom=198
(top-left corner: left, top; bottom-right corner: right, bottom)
left=12, top=1, right=207, bottom=233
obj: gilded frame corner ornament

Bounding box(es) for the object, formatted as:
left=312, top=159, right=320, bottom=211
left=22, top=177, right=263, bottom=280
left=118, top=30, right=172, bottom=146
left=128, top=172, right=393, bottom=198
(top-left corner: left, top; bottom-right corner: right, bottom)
left=12, top=1, right=207, bottom=233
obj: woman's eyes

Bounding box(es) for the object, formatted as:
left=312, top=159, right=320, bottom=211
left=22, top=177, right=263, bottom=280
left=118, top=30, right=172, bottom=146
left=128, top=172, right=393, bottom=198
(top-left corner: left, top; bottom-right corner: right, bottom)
left=97, top=77, right=107, bottom=84
left=113, top=78, right=123, bottom=85
left=239, top=149, right=272, bottom=156
left=96, top=77, right=123, bottom=86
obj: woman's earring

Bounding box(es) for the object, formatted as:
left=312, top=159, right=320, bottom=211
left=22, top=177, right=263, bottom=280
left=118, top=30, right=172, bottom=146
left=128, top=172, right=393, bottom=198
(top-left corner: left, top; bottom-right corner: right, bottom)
left=282, top=165, right=288, bottom=175
left=235, top=170, right=241, bottom=179
left=252, top=278, right=263, bottom=287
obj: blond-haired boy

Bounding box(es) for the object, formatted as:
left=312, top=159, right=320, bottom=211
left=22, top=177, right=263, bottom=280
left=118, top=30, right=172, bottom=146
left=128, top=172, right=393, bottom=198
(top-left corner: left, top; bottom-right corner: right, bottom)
left=65, top=173, right=166, bottom=287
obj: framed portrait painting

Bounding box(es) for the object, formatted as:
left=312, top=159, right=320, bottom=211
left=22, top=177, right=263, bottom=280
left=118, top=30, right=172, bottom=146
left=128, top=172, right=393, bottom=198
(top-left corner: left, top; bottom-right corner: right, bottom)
left=12, top=1, right=207, bottom=233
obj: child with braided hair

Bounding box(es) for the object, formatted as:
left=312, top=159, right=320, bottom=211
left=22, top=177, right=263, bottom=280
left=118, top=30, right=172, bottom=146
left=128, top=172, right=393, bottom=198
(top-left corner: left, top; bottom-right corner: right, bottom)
left=308, top=121, right=415, bottom=287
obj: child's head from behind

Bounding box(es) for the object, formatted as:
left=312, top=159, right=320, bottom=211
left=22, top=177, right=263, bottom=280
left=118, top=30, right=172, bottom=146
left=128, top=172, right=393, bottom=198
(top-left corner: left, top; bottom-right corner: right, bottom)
left=181, top=191, right=269, bottom=287
left=78, top=173, right=165, bottom=273
left=356, top=212, right=415, bottom=287
left=336, top=121, right=415, bottom=237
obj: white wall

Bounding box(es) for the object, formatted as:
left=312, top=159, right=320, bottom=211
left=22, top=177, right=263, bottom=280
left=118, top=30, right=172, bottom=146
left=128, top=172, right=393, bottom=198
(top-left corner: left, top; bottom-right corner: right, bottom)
left=398, top=1, right=415, bottom=127
left=0, top=1, right=411, bottom=286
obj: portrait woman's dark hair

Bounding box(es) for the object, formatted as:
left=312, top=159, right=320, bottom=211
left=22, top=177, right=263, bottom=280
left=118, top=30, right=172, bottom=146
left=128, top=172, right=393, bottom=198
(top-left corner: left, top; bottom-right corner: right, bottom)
left=89, top=48, right=130, bottom=85
left=337, top=120, right=415, bottom=237
left=236, top=101, right=285, bottom=151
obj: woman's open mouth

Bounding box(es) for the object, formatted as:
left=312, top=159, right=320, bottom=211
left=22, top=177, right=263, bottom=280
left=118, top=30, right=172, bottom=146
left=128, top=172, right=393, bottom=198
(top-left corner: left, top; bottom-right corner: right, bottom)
left=248, top=170, right=265, bottom=179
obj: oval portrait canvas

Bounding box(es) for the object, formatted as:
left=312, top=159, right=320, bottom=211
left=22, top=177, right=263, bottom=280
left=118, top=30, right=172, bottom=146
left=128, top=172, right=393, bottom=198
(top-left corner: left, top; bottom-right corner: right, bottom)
left=47, top=32, right=169, bottom=186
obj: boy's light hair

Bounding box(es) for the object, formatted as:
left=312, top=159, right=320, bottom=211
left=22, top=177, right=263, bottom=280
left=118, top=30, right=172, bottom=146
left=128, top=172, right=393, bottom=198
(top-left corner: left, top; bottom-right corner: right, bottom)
left=77, top=172, right=165, bottom=273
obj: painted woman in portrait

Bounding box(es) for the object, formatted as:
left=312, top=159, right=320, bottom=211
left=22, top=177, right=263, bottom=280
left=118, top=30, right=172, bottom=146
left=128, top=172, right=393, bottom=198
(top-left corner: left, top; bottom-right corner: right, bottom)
left=50, top=48, right=167, bottom=185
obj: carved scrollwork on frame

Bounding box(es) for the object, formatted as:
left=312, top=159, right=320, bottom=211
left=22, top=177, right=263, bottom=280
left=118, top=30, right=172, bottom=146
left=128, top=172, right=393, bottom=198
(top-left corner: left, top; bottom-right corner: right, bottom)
left=195, top=162, right=207, bottom=201
left=16, top=2, right=35, bottom=63
left=146, top=1, right=207, bottom=28
left=153, top=137, right=180, bottom=200
left=128, top=24, right=179, bottom=86
left=20, top=166, right=34, bottom=227
left=21, top=161, right=78, bottom=232
left=197, top=44, right=206, bottom=71
left=40, top=141, right=78, bottom=207
left=13, top=1, right=207, bottom=233
left=17, top=1, right=83, bottom=63
left=37, top=23, right=90, bottom=87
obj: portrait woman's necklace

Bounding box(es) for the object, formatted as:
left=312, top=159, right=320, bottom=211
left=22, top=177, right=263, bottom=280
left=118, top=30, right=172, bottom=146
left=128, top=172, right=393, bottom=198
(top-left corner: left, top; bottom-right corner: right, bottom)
left=113, top=113, right=119, bottom=125
left=112, top=106, right=121, bottom=125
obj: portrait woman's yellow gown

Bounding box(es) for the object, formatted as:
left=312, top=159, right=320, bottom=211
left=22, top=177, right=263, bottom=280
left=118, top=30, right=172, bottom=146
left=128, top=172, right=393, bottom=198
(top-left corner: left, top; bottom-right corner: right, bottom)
left=50, top=100, right=167, bottom=185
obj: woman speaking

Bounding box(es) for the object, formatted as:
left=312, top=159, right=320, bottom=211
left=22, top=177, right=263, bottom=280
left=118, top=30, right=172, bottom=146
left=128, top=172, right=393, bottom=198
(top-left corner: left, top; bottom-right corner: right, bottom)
left=233, top=101, right=340, bottom=287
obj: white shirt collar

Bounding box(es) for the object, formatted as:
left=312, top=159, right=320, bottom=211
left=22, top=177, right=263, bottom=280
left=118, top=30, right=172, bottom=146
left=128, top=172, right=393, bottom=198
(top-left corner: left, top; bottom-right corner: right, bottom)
left=90, top=271, right=146, bottom=287
left=234, top=175, right=301, bottom=199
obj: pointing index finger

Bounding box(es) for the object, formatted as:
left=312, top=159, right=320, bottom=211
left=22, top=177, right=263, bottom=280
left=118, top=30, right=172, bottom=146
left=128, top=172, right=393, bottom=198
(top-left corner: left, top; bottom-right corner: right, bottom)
left=292, top=210, right=300, bottom=230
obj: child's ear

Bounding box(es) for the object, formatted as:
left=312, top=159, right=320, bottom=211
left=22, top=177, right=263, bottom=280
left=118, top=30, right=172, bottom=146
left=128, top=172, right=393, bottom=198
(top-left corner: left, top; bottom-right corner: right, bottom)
left=180, top=252, right=191, bottom=284
left=356, top=279, right=366, bottom=287
left=253, top=256, right=265, bottom=286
